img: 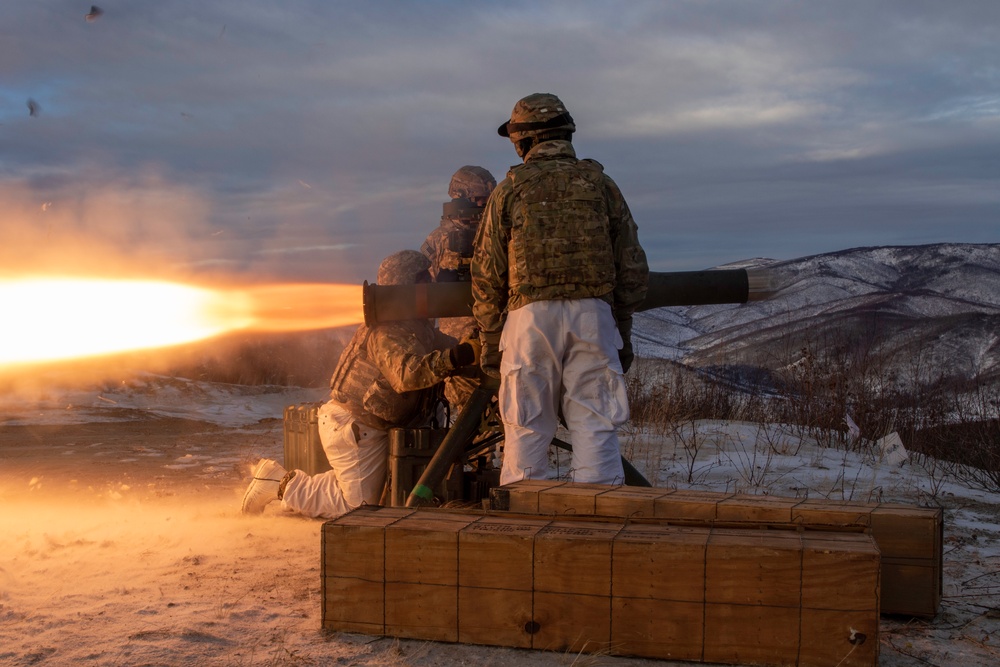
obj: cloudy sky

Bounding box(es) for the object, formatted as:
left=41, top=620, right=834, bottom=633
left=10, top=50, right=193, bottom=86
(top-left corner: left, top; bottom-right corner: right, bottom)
left=2, top=1, right=997, bottom=285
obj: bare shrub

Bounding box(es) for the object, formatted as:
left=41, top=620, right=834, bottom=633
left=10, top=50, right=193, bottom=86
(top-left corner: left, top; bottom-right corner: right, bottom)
left=627, top=324, right=1000, bottom=494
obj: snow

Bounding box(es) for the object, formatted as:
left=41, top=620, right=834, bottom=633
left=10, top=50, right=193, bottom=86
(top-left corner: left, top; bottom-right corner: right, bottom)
left=0, top=373, right=328, bottom=427
left=3, top=377, right=1000, bottom=666
left=634, top=244, right=1000, bottom=387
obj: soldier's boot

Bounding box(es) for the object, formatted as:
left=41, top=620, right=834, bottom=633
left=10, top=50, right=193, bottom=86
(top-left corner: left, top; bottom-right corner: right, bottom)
left=241, top=459, right=294, bottom=515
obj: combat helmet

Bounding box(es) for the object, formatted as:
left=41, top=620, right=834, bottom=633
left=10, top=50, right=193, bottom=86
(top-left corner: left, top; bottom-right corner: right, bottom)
left=497, top=93, right=576, bottom=142
left=377, top=250, right=431, bottom=286
left=448, top=166, right=496, bottom=203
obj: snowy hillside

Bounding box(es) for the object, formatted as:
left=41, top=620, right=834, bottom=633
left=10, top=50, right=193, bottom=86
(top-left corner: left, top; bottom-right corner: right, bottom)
left=634, top=243, right=1000, bottom=385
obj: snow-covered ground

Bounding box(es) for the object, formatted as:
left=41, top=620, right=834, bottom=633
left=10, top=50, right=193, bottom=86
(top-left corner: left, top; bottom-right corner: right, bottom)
left=2, top=376, right=999, bottom=666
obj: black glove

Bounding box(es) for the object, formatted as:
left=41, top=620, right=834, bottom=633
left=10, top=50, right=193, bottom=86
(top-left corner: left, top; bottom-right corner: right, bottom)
left=617, top=316, right=634, bottom=373
left=450, top=342, right=478, bottom=368
left=618, top=340, right=634, bottom=374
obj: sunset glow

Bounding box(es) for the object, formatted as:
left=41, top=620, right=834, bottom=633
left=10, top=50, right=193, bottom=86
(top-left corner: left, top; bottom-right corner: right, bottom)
left=0, top=278, right=364, bottom=366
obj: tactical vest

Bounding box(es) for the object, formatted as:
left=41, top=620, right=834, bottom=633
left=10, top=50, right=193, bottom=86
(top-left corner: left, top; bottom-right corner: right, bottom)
left=328, top=325, right=427, bottom=430
left=507, top=157, right=617, bottom=296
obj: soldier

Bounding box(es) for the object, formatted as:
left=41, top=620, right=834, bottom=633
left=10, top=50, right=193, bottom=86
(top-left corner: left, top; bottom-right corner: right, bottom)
left=471, top=93, right=649, bottom=486
left=241, top=250, right=480, bottom=519
left=422, top=165, right=497, bottom=286
left=421, top=165, right=497, bottom=417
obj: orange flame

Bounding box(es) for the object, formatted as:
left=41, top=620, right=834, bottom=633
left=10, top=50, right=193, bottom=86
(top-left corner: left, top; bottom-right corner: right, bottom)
left=0, top=278, right=364, bottom=367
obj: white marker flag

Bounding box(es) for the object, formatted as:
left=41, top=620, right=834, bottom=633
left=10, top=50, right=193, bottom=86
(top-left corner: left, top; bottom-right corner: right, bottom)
left=876, top=431, right=908, bottom=467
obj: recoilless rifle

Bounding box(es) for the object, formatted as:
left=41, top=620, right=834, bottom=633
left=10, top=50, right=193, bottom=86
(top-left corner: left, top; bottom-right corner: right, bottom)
left=352, top=268, right=773, bottom=508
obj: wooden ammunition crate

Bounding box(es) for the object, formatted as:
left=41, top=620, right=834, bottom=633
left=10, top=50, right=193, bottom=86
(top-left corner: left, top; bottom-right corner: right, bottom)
left=323, top=506, right=880, bottom=666
left=492, top=481, right=943, bottom=618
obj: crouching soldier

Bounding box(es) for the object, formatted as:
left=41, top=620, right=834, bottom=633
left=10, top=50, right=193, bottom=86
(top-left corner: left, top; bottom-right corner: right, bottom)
left=241, top=250, right=480, bottom=519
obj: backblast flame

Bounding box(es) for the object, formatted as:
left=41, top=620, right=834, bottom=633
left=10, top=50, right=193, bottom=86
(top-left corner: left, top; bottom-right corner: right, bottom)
left=0, top=278, right=364, bottom=367
left=0, top=279, right=252, bottom=365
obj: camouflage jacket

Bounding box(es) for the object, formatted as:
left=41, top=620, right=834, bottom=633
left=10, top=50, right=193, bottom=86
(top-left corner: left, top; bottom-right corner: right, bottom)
left=328, top=320, right=457, bottom=430
left=420, top=216, right=479, bottom=283
left=471, top=140, right=649, bottom=343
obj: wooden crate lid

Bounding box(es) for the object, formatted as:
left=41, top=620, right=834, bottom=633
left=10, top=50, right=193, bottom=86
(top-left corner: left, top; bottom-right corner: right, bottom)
left=716, top=493, right=803, bottom=523
left=872, top=502, right=943, bottom=521
left=326, top=505, right=414, bottom=528
left=387, top=507, right=482, bottom=533
left=537, top=483, right=621, bottom=515
left=654, top=489, right=733, bottom=520
left=869, top=504, right=942, bottom=560
left=615, top=522, right=711, bottom=546
left=792, top=498, right=875, bottom=527
left=595, top=487, right=674, bottom=519
left=494, top=480, right=568, bottom=513
left=801, top=531, right=881, bottom=556
left=707, top=526, right=804, bottom=549
left=461, top=513, right=551, bottom=536
left=536, top=518, right=625, bottom=541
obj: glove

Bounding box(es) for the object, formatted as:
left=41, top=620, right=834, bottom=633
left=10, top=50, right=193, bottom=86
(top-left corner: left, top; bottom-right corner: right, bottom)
left=461, top=335, right=482, bottom=366
left=449, top=342, right=479, bottom=368
left=480, top=331, right=502, bottom=379
left=617, top=316, right=634, bottom=373
left=618, top=340, right=634, bottom=374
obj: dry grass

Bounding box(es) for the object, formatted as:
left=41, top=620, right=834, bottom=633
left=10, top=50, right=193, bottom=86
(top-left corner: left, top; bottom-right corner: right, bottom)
left=626, top=347, right=1000, bottom=494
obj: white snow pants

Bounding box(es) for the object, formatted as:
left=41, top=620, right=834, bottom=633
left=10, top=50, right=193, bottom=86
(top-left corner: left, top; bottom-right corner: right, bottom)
left=280, top=401, right=388, bottom=519
left=498, top=298, right=629, bottom=486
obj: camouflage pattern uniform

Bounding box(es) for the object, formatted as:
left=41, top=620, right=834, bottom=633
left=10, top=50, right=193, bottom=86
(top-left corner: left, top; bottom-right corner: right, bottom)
left=327, top=319, right=458, bottom=430
left=280, top=251, right=473, bottom=519
left=473, top=141, right=648, bottom=337
left=472, top=94, right=648, bottom=486
left=421, top=166, right=496, bottom=417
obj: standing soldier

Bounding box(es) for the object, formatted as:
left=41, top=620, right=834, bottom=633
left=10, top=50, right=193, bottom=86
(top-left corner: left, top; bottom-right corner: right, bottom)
left=241, top=250, right=480, bottom=519
left=421, top=165, right=496, bottom=417
left=471, top=93, right=649, bottom=486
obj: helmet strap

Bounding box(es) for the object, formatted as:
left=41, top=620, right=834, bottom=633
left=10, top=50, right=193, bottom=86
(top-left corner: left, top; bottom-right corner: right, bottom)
left=537, top=130, right=573, bottom=144
left=515, top=137, right=535, bottom=158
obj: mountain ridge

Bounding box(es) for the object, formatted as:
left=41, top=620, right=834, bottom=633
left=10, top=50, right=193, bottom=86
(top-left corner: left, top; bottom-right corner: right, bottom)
left=634, top=243, right=1000, bottom=386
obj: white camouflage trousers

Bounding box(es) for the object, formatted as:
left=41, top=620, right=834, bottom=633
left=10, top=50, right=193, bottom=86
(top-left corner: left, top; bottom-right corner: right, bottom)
left=280, top=401, right=387, bottom=519
left=498, top=298, right=629, bottom=486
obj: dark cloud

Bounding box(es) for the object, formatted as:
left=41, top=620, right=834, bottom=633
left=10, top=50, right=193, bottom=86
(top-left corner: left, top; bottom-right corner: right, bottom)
left=1, top=1, right=997, bottom=282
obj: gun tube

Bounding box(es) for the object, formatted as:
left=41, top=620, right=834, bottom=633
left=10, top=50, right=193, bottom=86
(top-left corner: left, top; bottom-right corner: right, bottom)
left=364, top=268, right=772, bottom=326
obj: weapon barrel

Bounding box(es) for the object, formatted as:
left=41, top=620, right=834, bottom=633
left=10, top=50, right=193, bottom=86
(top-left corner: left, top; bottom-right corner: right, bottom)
left=363, top=280, right=473, bottom=327
left=363, top=268, right=773, bottom=326
left=640, top=269, right=746, bottom=311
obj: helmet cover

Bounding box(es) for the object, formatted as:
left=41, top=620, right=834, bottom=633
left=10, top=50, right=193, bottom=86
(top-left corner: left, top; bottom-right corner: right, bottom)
left=377, top=250, right=431, bottom=286
left=448, top=165, right=497, bottom=201
left=497, top=93, right=576, bottom=141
